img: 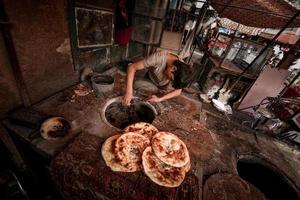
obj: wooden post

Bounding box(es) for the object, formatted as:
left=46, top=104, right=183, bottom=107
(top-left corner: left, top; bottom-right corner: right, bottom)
left=0, top=125, right=27, bottom=170
left=0, top=0, right=31, bottom=106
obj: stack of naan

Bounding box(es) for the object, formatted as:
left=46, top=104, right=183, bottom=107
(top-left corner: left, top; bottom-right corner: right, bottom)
left=101, top=122, right=190, bottom=188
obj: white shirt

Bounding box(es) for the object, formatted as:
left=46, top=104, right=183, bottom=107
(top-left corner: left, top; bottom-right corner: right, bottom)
left=143, top=51, right=179, bottom=87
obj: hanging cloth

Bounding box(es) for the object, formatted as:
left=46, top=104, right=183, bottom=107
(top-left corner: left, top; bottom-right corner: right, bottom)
left=114, top=0, right=133, bottom=45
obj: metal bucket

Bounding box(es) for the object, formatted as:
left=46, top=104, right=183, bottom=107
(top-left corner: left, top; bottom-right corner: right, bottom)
left=91, top=74, right=114, bottom=96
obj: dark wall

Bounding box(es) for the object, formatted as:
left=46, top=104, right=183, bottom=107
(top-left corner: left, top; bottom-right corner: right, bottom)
left=0, top=33, right=22, bottom=118
left=76, top=0, right=115, bottom=10
left=3, top=0, right=79, bottom=104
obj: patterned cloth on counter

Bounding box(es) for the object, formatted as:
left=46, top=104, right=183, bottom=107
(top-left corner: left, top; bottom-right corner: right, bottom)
left=50, top=133, right=199, bottom=200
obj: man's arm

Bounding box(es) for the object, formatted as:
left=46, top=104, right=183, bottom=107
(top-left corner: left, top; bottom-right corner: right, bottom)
left=123, top=60, right=144, bottom=105
left=147, top=89, right=182, bottom=103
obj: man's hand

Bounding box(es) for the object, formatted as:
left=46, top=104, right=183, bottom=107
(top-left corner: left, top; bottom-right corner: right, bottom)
left=147, top=95, right=161, bottom=103
left=122, top=92, right=133, bottom=106
left=123, top=60, right=145, bottom=106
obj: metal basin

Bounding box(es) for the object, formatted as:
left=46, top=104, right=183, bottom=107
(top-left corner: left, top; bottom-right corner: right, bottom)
left=101, top=96, right=157, bottom=130
left=91, top=74, right=114, bottom=96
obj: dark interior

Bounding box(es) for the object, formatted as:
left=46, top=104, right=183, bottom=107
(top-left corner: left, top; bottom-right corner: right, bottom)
left=104, top=101, right=155, bottom=129
left=0, top=137, right=61, bottom=200
left=237, top=160, right=299, bottom=200
left=92, top=75, right=114, bottom=84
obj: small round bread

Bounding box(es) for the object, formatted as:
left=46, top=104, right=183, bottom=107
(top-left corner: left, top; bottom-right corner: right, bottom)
left=101, top=134, right=141, bottom=172
left=40, top=117, right=71, bottom=140
left=142, top=147, right=186, bottom=188
left=115, top=132, right=150, bottom=166
left=152, top=132, right=190, bottom=167
left=123, top=122, right=158, bottom=139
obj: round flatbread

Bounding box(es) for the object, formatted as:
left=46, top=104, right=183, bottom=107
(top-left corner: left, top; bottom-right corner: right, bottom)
left=142, top=147, right=186, bottom=188
left=101, top=134, right=141, bottom=172
left=40, top=117, right=71, bottom=140
left=115, top=132, right=150, bottom=166
left=152, top=132, right=190, bottom=167
left=183, top=160, right=191, bottom=173
left=123, top=122, right=158, bottom=139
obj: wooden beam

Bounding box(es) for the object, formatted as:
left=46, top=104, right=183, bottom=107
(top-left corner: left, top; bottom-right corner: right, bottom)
left=0, top=0, right=31, bottom=106
left=0, top=125, right=27, bottom=170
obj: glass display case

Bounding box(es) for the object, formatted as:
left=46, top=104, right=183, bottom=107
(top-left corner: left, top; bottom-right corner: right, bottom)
left=135, top=0, right=168, bottom=19
left=227, top=38, right=272, bottom=74
left=230, top=39, right=264, bottom=69
left=128, top=42, right=145, bottom=59
left=131, top=0, right=168, bottom=47
left=209, top=33, right=231, bottom=57
left=131, top=16, right=163, bottom=45
left=209, top=35, right=271, bottom=75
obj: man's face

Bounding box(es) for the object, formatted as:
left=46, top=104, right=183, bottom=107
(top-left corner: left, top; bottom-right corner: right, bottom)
left=164, top=64, right=177, bottom=80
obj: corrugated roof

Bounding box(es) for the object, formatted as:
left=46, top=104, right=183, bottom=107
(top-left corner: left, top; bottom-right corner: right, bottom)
left=210, top=0, right=300, bottom=28
left=259, top=31, right=299, bottom=44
